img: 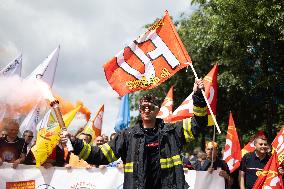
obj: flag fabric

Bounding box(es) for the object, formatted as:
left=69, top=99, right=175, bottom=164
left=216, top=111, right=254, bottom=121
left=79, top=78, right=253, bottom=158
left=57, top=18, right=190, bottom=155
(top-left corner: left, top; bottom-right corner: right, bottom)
left=156, top=86, right=173, bottom=122
left=223, top=112, right=241, bottom=173
left=169, top=64, right=218, bottom=124
left=252, top=152, right=284, bottom=189
left=103, top=11, right=191, bottom=96
left=32, top=105, right=80, bottom=167
left=114, top=94, right=130, bottom=132
left=0, top=54, right=22, bottom=121
left=271, top=125, right=284, bottom=165
left=0, top=54, right=22, bottom=77
left=20, top=47, right=60, bottom=136
left=241, top=131, right=266, bottom=157
left=83, top=105, right=104, bottom=142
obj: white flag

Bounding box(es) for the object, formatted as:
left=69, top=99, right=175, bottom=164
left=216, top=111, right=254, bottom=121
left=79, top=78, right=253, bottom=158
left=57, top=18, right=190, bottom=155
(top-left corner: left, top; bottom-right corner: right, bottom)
left=20, top=46, right=60, bottom=136
left=0, top=54, right=22, bottom=77
left=0, top=54, right=23, bottom=121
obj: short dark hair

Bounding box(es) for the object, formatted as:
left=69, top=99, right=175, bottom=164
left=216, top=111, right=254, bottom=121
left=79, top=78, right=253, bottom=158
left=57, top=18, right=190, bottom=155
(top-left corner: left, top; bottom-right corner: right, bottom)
left=139, top=94, right=159, bottom=107
left=80, top=133, right=92, bottom=142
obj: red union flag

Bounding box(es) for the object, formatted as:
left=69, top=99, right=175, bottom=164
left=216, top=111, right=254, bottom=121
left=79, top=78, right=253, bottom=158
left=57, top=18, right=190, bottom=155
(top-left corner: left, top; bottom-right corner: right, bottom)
left=169, top=64, right=218, bottom=124
left=223, top=112, right=241, bottom=173
left=103, top=11, right=191, bottom=96
left=156, top=86, right=173, bottom=122
left=271, top=125, right=284, bottom=165
left=252, top=152, right=284, bottom=189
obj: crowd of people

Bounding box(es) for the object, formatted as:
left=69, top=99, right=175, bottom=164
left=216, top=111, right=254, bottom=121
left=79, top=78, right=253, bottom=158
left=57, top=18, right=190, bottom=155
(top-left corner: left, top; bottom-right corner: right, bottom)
left=0, top=79, right=283, bottom=189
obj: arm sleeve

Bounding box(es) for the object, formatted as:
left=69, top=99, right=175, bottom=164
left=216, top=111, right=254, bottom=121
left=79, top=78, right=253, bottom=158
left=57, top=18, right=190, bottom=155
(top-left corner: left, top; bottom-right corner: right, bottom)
left=178, top=89, right=208, bottom=144
left=71, top=130, right=126, bottom=165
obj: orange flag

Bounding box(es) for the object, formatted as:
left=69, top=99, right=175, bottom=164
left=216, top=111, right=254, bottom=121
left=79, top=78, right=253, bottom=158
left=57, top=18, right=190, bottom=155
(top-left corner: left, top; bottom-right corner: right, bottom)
left=169, top=64, right=218, bottom=124
left=103, top=11, right=191, bottom=96
left=241, top=131, right=266, bottom=157
left=271, top=125, right=284, bottom=165
left=92, top=104, right=104, bottom=138
left=223, top=112, right=241, bottom=172
left=252, top=152, right=284, bottom=189
left=156, top=86, right=173, bottom=122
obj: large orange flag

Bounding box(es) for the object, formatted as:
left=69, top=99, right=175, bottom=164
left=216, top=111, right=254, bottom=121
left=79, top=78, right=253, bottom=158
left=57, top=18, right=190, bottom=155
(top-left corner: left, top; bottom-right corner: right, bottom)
left=271, top=125, right=284, bottom=165
left=223, top=112, right=241, bottom=173
left=241, top=131, right=266, bottom=157
left=156, top=86, right=173, bottom=122
left=252, top=152, right=284, bottom=189
left=169, top=64, right=218, bottom=124
left=103, top=11, right=191, bottom=96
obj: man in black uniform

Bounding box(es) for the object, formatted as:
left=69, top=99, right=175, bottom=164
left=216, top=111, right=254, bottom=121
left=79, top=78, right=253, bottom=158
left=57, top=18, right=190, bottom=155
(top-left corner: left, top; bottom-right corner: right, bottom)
left=61, top=79, right=208, bottom=189
left=239, top=135, right=270, bottom=189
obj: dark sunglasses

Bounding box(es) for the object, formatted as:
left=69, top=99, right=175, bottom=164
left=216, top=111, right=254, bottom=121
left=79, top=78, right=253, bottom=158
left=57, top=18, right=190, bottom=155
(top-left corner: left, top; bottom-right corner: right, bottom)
left=140, top=104, right=156, bottom=112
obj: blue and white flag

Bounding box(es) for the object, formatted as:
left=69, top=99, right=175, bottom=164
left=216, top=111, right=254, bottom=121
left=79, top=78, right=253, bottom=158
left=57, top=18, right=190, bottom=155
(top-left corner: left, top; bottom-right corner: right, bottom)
left=114, top=94, right=130, bottom=132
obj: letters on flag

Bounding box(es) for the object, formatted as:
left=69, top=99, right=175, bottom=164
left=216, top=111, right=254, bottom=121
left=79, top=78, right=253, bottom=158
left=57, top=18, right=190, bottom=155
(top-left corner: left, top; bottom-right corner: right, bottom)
left=0, top=54, right=22, bottom=77
left=169, top=64, right=218, bottom=124
left=252, top=152, right=284, bottom=189
left=156, top=86, right=173, bottom=122
left=271, top=125, right=284, bottom=164
left=223, top=112, right=241, bottom=173
left=103, top=11, right=191, bottom=96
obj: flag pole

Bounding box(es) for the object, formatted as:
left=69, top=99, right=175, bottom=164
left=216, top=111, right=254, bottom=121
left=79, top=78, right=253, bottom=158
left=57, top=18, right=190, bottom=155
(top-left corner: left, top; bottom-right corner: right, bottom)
left=189, top=63, right=221, bottom=134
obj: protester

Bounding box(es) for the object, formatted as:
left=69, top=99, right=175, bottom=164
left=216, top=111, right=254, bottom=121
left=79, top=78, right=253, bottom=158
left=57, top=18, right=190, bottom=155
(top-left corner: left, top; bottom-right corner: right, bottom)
left=109, top=132, right=116, bottom=141
left=0, top=119, right=27, bottom=168
left=78, top=133, right=92, bottom=144
left=192, top=151, right=210, bottom=171
left=205, top=141, right=232, bottom=188
left=101, top=134, right=109, bottom=144
left=22, top=130, right=34, bottom=153
left=239, top=135, right=270, bottom=189
left=94, top=136, right=104, bottom=146
left=60, top=79, right=208, bottom=189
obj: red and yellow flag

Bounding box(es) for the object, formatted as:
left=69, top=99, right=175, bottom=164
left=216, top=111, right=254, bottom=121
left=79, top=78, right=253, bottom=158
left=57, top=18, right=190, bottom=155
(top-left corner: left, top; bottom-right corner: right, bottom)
left=169, top=64, right=218, bottom=124
left=156, top=86, right=173, bottom=122
left=252, top=152, right=284, bottom=189
left=103, top=11, right=191, bottom=96
left=271, top=125, right=284, bottom=165
left=223, top=112, right=241, bottom=172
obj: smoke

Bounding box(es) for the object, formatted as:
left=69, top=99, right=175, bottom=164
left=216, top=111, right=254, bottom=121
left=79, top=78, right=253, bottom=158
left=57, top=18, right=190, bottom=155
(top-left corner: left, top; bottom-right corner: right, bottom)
left=0, top=75, right=52, bottom=118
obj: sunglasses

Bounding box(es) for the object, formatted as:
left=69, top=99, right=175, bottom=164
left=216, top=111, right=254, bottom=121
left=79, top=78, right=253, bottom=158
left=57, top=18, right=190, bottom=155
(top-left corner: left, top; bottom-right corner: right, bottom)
left=140, top=104, right=156, bottom=112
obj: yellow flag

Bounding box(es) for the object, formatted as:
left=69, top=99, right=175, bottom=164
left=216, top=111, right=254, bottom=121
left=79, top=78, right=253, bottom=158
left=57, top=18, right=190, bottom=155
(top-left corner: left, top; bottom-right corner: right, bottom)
left=31, top=105, right=81, bottom=167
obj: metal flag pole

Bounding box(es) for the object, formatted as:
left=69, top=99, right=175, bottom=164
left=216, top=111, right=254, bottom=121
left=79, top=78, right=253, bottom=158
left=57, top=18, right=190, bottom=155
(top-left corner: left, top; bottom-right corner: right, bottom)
left=188, top=63, right=221, bottom=134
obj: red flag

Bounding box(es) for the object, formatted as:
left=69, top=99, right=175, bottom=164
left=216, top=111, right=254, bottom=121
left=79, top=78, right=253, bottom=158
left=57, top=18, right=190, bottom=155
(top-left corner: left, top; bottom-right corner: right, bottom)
left=103, top=11, right=191, bottom=96
left=156, top=86, right=173, bottom=122
left=223, top=112, right=241, bottom=172
left=252, top=152, right=284, bottom=189
left=92, top=104, right=104, bottom=138
left=169, top=64, right=218, bottom=124
left=271, top=125, right=284, bottom=165
left=241, top=131, right=266, bottom=157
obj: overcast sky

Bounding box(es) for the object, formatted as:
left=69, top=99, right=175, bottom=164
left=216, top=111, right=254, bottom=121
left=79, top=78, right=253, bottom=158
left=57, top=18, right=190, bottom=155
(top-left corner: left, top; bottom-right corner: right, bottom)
left=0, top=0, right=195, bottom=135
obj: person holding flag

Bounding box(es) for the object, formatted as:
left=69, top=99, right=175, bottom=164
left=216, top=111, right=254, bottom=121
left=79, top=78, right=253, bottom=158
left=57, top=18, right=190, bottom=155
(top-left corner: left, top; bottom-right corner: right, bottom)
left=60, top=79, right=207, bottom=189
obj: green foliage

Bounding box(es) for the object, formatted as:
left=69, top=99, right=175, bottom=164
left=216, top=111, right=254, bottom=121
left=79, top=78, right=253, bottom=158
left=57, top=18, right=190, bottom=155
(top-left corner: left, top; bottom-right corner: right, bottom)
left=130, top=0, right=284, bottom=150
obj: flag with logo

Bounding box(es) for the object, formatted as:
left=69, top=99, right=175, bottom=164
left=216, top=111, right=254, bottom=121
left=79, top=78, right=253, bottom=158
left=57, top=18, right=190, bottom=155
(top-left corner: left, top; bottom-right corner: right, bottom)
left=156, top=86, right=173, bottom=123
left=170, top=64, right=218, bottom=125
left=32, top=105, right=81, bottom=167
left=20, top=47, right=60, bottom=136
left=0, top=54, right=22, bottom=77
left=114, top=94, right=130, bottom=132
left=252, top=152, right=284, bottom=189
left=241, top=131, right=266, bottom=157
left=103, top=11, right=191, bottom=96
left=223, top=112, right=241, bottom=172
left=271, top=125, right=284, bottom=165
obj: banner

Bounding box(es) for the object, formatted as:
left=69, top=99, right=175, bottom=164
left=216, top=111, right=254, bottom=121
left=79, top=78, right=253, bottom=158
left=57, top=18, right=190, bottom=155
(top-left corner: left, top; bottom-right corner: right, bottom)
left=103, top=11, right=191, bottom=96
left=0, top=163, right=225, bottom=189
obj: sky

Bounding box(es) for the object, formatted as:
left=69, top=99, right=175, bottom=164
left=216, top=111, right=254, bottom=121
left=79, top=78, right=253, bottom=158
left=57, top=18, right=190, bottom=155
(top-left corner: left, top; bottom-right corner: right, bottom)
left=0, top=0, right=196, bottom=135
